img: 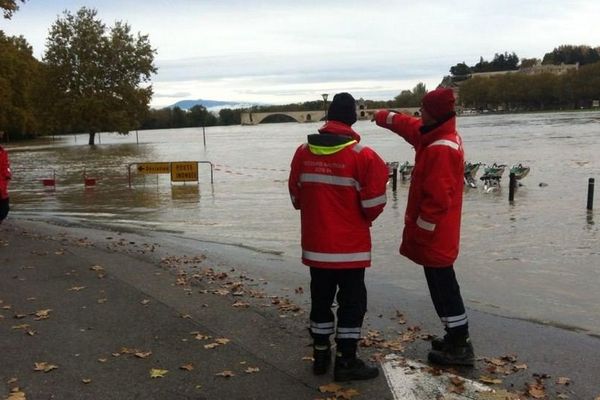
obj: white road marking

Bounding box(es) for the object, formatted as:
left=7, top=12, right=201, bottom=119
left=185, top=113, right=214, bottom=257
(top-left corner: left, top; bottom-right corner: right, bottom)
left=382, top=354, right=493, bottom=400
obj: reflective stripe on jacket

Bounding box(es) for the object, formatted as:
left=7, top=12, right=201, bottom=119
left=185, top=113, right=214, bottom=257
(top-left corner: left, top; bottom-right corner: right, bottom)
left=375, top=110, right=464, bottom=267
left=288, top=121, right=389, bottom=269
left=0, top=146, right=10, bottom=199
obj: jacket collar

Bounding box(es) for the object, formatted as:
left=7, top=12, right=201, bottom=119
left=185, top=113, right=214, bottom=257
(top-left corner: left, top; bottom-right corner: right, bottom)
left=318, top=121, right=361, bottom=142
left=419, top=116, right=457, bottom=147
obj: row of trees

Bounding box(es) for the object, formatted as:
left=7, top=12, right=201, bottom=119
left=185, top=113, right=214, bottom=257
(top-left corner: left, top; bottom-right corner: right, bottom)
left=450, top=46, right=600, bottom=77
left=459, top=62, right=600, bottom=111
left=140, top=105, right=243, bottom=129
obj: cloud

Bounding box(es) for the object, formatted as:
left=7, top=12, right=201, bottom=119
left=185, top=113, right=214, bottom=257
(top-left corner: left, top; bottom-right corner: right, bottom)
left=152, top=91, right=191, bottom=98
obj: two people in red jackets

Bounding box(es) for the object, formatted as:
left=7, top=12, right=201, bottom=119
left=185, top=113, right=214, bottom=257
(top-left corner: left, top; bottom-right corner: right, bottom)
left=289, top=93, right=389, bottom=381
left=290, top=89, right=473, bottom=382
left=373, top=88, right=474, bottom=366
left=0, top=131, right=11, bottom=224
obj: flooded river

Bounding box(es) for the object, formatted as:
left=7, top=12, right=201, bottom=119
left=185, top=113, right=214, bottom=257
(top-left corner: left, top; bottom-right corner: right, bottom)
left=4, top=111, right=600, bottom=335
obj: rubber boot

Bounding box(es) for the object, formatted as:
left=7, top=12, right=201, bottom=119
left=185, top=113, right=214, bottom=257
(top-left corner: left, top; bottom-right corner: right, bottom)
left=431, top=334, right=449, bottom=351
left=334, top=353, right=379, bottom=382
left=428, top=336, right=475, bottom=367
left=312, top=345, right=331, bottom=375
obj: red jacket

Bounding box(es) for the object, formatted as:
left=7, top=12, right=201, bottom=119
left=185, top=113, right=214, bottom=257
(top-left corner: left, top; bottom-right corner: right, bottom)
left=0, top=146, right=10, bottom=199
left=288, top=121, right=389, bottom=269
left=375, top=111, right=464, bottom=267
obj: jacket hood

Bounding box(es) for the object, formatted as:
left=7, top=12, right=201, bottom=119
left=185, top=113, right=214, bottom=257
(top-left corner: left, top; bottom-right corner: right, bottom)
left=318, top=120, right=361, bottom=142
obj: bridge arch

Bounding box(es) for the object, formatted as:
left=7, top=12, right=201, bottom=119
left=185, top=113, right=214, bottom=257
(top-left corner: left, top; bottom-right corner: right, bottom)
left=241, top=110, right=327, bottom=125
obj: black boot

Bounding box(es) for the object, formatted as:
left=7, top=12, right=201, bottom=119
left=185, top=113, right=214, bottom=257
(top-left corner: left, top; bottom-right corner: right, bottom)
left=431, top=333, right=449, bottom=351
left=313, top=345, right=331, bottom=375
left=428, top=336, right=475, bottom=367
left=334, top=355, right=379, bottom=382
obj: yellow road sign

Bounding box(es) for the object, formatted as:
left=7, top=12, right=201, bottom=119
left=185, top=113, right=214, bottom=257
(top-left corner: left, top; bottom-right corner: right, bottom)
left=171, top=162, right=198, bottom=182
left=137, top=162, right=170, bottom=174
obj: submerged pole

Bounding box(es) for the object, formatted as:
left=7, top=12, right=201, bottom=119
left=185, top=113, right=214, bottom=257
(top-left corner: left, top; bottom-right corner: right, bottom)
left=203, top=125, right=206, bottom=148
left=509, top=172, right=516, bottom=203
left=587, top=178, right=595, bottom=210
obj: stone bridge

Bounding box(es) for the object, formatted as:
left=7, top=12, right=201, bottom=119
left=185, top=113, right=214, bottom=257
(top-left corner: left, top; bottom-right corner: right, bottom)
left=240, top=107, right=421, bottom=125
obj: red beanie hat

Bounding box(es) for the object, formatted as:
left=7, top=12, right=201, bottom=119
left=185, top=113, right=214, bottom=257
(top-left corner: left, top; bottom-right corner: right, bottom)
left=421, top=88, right=455, bottom=121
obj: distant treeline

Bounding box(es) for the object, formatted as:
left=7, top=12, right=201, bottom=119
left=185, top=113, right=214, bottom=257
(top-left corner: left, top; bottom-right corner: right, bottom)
left=459, top=61, right=600, bottom=111
left=140, top=106, right=242, bottom=129
left=451, top=46, right=600, bottom=111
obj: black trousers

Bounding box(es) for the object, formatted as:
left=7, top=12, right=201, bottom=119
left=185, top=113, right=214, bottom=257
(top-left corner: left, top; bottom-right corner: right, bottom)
left=0, top=197, right=8, bottom=221
left=424, top=265, right=469, bottom=338
left=309, top=267, right=367, bottom=357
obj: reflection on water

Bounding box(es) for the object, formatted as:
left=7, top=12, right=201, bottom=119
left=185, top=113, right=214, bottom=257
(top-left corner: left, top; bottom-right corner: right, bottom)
left=4, top=111, right=600, bottom=335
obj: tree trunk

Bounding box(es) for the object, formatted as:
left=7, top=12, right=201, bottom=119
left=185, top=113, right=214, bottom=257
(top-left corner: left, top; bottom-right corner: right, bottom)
left=88, top=132, right=96, bottom=146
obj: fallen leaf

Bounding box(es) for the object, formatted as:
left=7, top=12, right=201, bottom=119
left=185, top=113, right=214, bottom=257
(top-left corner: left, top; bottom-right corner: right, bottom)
left=526, top=382, right=546, bottom=399
left=556, top=376, right=571, bottom=385
left=336, top=388, right=360, bottom=399
left=6, top=378, right=18, bottom=384
left=193, top=333, right=210, bottom=340
left=514, top=363, right=528, bottom=370
left=180, top=364, right=194, bottom=371
left=33, top=362, right=58, bottom=373
left=232, top=300, right=250, bottom=308
left=98, top=358, right=107, bottom=363
left=244, top=367, right=260, bottom=374
left=302, top=356, right=314, bottom=362
left=149, top=368, right=168, bottom=378
left=90, top=265, right=105, bottom=272
left=216, top=338, right=230, bottom=345
left=140, top=299, right=150, bottom=305
left=11, top=324, right=30, bottom=330
left=204, top=343, right=219, bottom=349
left=33, top=309, right=52, bottom=320
left=82, top=378, right=92, bottom=384
left=319, top=383, right=343, bottom=393
left=6, top=388, right=26, bottom=400
left=68, top=286, right=86, bottom=292
left=97, top=298, right=108, bottom=304
left=134, top=351, right=152, bottom=359
left=215, top=370, right=235, bottom=378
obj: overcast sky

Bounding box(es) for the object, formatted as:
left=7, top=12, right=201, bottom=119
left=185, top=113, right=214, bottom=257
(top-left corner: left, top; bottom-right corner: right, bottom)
left=2, top=0, right=600, bottom=108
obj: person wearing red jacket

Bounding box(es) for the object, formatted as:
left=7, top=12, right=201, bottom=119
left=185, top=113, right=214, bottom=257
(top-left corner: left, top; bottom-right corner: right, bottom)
left=0, top=131, right=11, bottom=224
left=373, top=88, right=474, bottom=366
left=289, top=92, right=389, bottom=381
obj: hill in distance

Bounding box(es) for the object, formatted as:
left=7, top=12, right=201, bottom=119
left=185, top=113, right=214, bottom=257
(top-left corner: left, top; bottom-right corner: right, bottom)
left=170, top=99, right=262, bottom=111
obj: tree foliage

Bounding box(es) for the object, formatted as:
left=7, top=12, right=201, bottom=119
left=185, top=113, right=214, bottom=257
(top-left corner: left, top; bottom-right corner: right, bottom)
left=140, top=106, right=218, bottom=130
left=0, top=0, right=24, bottom=19
left=43, top=7, right=156, bottom=144
left=393, top=83, right=427, bottom=107
left=450, top=52, right=519, bottom=76
left=458, top=61, right=600, bottom=111
left=542, top=45, right=600, bottom=66
left=0, top=31, right=43, bottom=139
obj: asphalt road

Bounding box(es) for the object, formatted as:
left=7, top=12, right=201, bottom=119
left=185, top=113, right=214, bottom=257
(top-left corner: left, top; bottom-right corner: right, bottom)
left=1, top=218, right=599, bottom=399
